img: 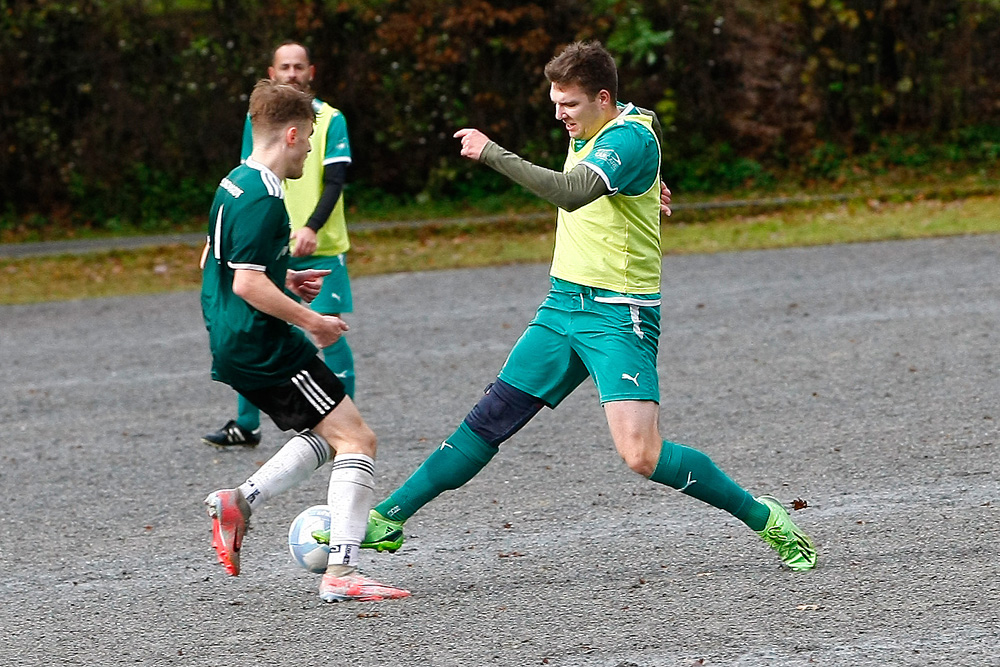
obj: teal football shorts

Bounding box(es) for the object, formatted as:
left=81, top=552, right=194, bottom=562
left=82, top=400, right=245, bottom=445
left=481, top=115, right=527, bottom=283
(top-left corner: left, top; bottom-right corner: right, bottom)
left=288, top=252, right=353, bottom=315
left=498, top=277, right=661, bottom=407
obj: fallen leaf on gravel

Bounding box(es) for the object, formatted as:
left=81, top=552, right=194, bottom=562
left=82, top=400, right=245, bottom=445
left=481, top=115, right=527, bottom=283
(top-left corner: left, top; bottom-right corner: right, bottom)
left=792, top=497, right=809, bottom=510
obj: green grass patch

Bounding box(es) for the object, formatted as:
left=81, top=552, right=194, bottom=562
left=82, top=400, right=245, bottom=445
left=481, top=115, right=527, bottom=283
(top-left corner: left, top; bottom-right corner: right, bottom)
left=660, top=196, right=1000, bottom=254
left=2, top=195, right=999, bottom=306
left=0, top=245, right=205, bottom=305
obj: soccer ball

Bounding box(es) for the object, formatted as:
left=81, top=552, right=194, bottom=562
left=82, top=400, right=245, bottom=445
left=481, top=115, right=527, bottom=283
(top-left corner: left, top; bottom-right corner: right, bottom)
left=288, top=504, right=331, bottom=574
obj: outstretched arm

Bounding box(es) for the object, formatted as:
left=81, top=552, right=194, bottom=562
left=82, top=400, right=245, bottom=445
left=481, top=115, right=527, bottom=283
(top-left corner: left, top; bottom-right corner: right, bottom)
left=454, top=128, right=606, bottom=212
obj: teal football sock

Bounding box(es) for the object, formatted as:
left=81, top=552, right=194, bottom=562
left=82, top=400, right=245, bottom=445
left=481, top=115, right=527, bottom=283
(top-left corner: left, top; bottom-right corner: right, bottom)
left=650, top=440, right=770, bottom=531
left=321, top=337, right=355, bottom=399
left=236, top=393, right=261, bottom=432
left=374, top=422, right=498, bottom=522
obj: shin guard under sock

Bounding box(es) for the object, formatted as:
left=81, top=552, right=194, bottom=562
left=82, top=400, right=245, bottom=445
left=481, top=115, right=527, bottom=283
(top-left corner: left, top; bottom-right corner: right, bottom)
left=236, top=393, right=261, bottom=431
left=321, top=337, right=355, bottom=399
left=650, top=439, right=769, bottom=531
left=325, top=453, right=375, bottom=568
left=374, top=422, right=498, bottom=522
left=238, top=431, right=331, bottom=510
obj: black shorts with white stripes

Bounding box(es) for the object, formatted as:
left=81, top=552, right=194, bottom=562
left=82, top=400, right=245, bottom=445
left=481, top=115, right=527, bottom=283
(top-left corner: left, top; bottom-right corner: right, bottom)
left=238, top=355, right=346, bottom=432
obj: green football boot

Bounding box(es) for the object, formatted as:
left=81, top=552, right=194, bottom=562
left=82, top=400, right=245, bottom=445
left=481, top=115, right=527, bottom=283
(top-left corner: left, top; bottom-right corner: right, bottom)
left=755, top=495, right=817, bottom=571
left=311, top=509, right=405, bottom=553
left=362, top=510, right=405, bottom=552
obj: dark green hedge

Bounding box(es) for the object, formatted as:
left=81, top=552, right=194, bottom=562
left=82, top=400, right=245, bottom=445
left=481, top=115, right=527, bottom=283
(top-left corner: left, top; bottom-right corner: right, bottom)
left=3, top=0, right=999, bottom=224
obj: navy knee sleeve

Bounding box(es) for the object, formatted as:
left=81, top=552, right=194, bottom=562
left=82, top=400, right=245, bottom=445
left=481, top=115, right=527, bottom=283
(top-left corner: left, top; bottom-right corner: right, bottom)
left=463, top=378, right=544, bottom=446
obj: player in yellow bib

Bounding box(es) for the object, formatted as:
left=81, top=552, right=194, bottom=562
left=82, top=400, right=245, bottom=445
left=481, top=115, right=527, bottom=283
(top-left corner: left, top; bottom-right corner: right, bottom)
left=203, top=42, right=357, bottom=449
left=347, top=42, right=818, bottom=575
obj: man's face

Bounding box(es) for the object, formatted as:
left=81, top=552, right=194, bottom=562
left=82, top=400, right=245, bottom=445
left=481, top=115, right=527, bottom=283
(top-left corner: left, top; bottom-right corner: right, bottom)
left=269, top=45, right=314, bottom=92
left=550, top=82, right=611, bottom=141
left=285, top=121, right=314, bottom=180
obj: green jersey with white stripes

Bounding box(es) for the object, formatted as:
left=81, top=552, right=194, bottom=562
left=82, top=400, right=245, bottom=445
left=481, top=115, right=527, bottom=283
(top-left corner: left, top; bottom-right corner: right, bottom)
left=201, top=159, right=318, bottom=390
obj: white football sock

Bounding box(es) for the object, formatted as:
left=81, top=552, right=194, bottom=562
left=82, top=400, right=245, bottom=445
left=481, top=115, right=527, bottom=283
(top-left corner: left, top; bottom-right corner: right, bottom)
left=238, top=431, right=330, bottom=510
left=325, top=453, right=375, bottom=570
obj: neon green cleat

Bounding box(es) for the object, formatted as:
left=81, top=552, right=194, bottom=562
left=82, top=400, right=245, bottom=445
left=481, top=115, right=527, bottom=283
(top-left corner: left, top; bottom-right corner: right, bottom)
left=311, top=509, right=405, bottom=553
left=362, top=510, right=405, bottom=552
left=755, top=495, right=817, bottom=571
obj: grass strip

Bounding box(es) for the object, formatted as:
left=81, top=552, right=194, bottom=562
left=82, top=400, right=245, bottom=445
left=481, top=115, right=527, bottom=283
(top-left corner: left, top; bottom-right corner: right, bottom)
left=2, top=195, right=998, bottom=306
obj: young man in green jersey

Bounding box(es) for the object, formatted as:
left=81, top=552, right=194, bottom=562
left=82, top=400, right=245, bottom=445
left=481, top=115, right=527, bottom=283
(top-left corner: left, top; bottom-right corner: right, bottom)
left=203, top=41, right=358, bottom=449
left=201, top=79, right=409, bottom=603
left=349, top=41, right=817, bottom=573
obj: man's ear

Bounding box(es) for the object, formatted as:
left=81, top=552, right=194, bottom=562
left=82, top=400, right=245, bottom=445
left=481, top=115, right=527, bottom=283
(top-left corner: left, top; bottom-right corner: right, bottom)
left=285, top=124, right=299, bottom=146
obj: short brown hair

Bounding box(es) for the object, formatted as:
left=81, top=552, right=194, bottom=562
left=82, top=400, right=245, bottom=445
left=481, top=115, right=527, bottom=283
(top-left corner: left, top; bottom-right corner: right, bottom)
left=544, top=41, right=618, bottom=102
left=247, top=78, right=314, bottom=133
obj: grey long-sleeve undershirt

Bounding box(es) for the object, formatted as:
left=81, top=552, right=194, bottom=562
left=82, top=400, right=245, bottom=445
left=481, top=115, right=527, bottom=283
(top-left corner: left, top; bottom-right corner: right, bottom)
left=478, top=142, right=608, bottom=212
left=477, top=108, right=663, bottom=212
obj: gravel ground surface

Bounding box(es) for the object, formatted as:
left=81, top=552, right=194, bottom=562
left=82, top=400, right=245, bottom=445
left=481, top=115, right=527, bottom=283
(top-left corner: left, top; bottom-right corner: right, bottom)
left=2, top=235, right=999, bottom=666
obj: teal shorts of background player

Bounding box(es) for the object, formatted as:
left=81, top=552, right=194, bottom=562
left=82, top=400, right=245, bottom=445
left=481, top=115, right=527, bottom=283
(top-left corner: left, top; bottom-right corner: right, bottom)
left=288, top=253, right=353, bottom=315
left=498, top=277, right=661, bottom=407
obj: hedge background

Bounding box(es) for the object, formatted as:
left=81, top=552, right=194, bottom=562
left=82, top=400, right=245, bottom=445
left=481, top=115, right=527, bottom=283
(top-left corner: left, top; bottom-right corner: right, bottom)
left=3, top=0, right=1000, bottom=225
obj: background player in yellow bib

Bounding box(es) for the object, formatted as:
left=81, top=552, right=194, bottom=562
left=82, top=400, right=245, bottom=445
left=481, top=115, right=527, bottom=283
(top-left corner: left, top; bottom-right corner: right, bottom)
left=203, top=41, right=357, bottom=449
left=353, top=41, right=817, bottom=574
